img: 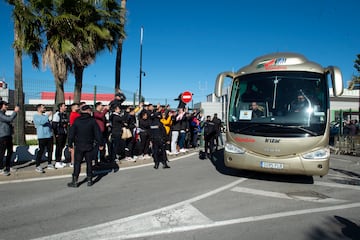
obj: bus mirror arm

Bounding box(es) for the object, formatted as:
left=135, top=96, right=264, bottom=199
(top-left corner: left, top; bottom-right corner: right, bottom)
left=215, top=72, right=235, bottom=97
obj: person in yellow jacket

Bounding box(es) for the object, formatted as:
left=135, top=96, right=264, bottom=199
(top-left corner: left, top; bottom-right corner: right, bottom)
left=160, top=110, right=173, bottom=154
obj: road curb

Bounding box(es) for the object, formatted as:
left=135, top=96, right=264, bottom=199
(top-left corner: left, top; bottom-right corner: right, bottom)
left=0, top=149, right=199, bottom=183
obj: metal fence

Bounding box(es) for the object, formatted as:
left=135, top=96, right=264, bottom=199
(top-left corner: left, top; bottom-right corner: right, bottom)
left=330, top=109, right=360, bottom=156
left=1, top=76, right=176, bottom=107
left=331, top=136, right=360, bottom=156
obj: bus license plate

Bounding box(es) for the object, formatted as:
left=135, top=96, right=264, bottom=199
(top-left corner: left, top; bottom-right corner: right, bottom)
left=260, top=161, right=284, bottom=169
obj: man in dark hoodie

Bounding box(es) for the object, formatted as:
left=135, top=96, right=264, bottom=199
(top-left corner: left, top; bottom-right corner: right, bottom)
left=149, top=112, right=170, bottom=169
left=67, top=105, right=103, bottom=187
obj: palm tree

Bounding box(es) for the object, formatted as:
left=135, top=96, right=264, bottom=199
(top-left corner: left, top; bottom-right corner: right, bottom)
left=42, top=46, right=72, bottom=105
left=8, top=0, right=42, bottom=145
left=9, top=0, right=125, bottom=107
left=37, top=1, right=77, bottom=105
left=354, top=54, right=360, bottom=73
left=68, top=0, right=124, bottom=103
left=8, top=0, right=73, bottom=108
left=13, top=3, right=26, bottom=145
left=69, top=1, right=113, bottom=103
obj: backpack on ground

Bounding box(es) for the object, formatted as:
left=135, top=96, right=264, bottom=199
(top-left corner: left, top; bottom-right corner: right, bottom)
left=199, top=150, right=206, bottom=160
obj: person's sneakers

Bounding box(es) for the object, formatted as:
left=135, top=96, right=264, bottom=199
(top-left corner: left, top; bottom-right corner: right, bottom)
left=55, top=162, right=66, bottom=169
left=144, top=154, right=152, bottom=159
left=0, top=169, right=10, bottom=176
left=179, top=148, right=187, bottom=153
left=125, top=157, right=136, bottom=162
left=168, top=151, right=179, bottom=156
left=47, top=164, right=56, bottom=170
left=69, top=163, right=74, bottom=168
left=35, top=166, right=45, bottom=173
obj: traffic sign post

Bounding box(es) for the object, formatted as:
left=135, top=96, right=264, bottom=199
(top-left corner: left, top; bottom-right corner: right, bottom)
left=181, top=91, right=192, bottom=104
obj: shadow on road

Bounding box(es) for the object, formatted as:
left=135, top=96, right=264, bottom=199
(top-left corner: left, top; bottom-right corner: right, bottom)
left=205, top=148, right=314, bottom=184
left=329, top=167, right=360, bottom=186
left=307, top=215, right=360, bottom=240
left=77, top=162, right=120, bottom=187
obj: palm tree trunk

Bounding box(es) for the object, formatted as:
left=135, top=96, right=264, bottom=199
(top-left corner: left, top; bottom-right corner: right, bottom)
left=115, top=39, right=122, bottom=92
left=13, top=10, right=26, bottom=145
left=73, top=65, right=84, bottom=103
left=55, top=79, right=65, bottom=106
left=115, top=0, right=126, bottom=92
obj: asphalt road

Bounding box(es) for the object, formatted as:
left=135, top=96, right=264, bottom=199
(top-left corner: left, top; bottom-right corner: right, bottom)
left=0, top=151, right=359, bottom=240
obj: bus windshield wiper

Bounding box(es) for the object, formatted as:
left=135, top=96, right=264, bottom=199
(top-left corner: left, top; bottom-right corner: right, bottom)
left=239, top=123, right=318, bottom=136
left=281, top=125, right=319, bottom=136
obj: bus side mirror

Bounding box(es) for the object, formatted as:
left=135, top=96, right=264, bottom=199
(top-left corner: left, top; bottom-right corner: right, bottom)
left=327, top=66, right=343, bottom=97
left=215, top=72, right=234, bottom=97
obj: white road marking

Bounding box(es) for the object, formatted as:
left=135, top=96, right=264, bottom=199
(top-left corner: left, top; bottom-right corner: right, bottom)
left=330, top=157, right=353, bottom=163
left=0, top=152, right=197, bottom=185
left=327, top=173, right=360, bottom=180
left=32, top=178, right=247, bottom=240
left=33, top=201, right=360, bottom=240
left=231, top=186, right=346, bottom=203
left=231, top=186, right=292, bottom=199
left=314, top=180, right=360, bottom=191
left=92, top=204, right=212, bottom=239
left=115, top=202, right=360, bottom=240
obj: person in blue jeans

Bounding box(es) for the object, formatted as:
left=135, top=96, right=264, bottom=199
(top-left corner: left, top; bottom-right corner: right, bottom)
left=33, top=104, right=54, bottom=173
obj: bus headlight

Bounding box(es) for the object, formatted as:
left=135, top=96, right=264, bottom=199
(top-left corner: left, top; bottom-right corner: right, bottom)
left=225, top=143, right=245, bottom=154
left=301, top=148, right=330, bottom=159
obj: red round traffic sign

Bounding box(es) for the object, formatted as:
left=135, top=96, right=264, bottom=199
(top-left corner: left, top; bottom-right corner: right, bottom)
left=181, top=91, right=192, bottom=103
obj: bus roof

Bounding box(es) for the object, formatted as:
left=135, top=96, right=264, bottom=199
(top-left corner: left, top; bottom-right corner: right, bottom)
left=237, top=52, right=324, bottom=75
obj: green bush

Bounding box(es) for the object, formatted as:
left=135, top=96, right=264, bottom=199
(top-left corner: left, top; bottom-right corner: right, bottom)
left=26, top=139, right=38, bottom=145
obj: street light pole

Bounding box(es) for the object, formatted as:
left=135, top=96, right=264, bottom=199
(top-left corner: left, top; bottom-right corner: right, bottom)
left=138, top=26, right=144, bottom=105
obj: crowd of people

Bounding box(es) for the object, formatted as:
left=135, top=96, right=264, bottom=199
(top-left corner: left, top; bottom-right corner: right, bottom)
left=0, top=93, right=225, bottom=187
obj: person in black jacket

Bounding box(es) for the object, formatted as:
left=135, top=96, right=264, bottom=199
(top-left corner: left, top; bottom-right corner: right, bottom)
left=67, top=105, right=103, bottom=187
left=138, top=110, right=151, bottom=159
left=52, top=103, right=68, bottom=168
left=109, top=91, right=126, bottom=112
left=149, top=112, right=170, bottom=169
left=212, top=113, right=223, bottom=150
left=109, top=105, right=127, bottom=162
left=203, top=115, right=216, bottom=159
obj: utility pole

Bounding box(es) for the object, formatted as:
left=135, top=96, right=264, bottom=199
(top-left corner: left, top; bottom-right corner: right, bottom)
left=138, top=26, right=144, bottom=105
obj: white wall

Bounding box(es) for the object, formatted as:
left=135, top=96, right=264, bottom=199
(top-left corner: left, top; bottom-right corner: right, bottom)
left=194, top=102, right=222, bottom=120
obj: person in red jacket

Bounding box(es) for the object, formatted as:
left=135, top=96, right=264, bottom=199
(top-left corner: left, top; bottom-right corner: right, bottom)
left=69, top=103, right=80, bottom=126
left=68, top=103, right=81, bottom=167
left=93, top=102, right=109, bottom=163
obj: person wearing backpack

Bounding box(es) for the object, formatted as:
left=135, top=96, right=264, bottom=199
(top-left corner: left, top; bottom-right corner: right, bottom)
left=212, top=113, right=223, bottom=150
left=203, top=115, right=216, bottom=158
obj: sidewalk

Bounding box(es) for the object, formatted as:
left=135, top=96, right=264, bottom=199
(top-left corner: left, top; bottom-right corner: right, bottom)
left=0, top=149, right=199, bottom=182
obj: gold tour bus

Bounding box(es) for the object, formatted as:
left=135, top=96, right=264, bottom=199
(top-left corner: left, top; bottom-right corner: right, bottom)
left=215, top=52, right=343, bottom=176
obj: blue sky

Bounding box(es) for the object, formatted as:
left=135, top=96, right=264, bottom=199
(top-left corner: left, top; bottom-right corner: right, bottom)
left=0, top=0, right=359, bottom=107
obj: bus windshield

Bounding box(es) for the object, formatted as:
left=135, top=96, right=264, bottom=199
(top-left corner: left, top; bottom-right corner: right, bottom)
left=228, top=71, right=328, bottom=137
